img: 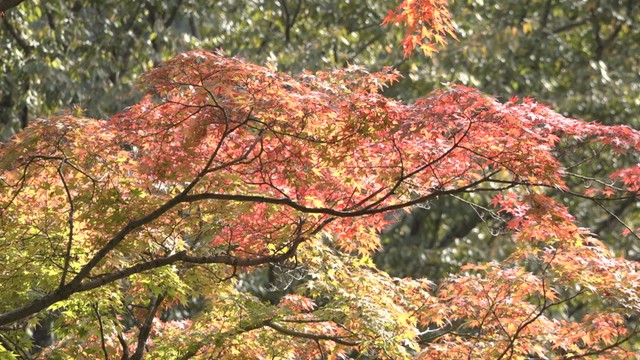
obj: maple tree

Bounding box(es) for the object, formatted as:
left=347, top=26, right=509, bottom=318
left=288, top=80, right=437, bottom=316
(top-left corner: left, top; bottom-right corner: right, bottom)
left=378, top=0, right=640, bottom=282
left=1, top=1, right=640, bottom=359
left=383, top=0, right=456, bottom=56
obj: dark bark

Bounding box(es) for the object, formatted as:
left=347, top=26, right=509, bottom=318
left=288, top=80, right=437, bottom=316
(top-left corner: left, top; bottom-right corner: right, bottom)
left=0, top=0, right=25, bottom=14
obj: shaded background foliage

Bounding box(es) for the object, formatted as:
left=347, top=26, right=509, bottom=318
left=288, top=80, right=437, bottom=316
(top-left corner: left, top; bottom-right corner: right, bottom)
left=0, top=0, right=397, bottom=138
left=1, top=0, right=639, bottom=352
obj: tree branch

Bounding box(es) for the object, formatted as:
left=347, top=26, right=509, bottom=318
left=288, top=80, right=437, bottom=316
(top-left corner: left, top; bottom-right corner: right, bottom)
left=92, top=304, right=110, bottom=360
left=1, top=15, right=32, bottom=55
left=0, top=0, right=25, bottom=14
left=265, top=320, right=360, bottom=346
left=130, top=293, right=165, bottom=360
left=58, top=156, right=75, bottom=287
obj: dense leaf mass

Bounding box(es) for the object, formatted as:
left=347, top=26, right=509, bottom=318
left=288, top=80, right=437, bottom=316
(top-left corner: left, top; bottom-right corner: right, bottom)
left=383, top=0, right=456, bottom=56
left=1, top=50, right=639, bottom=358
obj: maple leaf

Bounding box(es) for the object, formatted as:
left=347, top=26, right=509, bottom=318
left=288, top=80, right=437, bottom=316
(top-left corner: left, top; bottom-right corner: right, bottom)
left=1, top=45, right=640, bottom=359
left=384, top=0, right=457, bottom=57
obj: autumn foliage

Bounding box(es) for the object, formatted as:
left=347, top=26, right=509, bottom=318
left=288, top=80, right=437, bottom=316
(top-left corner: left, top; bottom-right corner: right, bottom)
left=1, top=2, right=639, bottom=359
left=383, top=0, right=456, bottom=56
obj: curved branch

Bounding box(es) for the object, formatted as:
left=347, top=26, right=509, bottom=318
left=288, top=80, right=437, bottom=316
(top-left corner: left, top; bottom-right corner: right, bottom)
left=1, top=15, right=31, bottom=55
left=182, top=173, right=495, bottom=218
left=77, top=236, right=307, bottom=294
left=130, top=293, right=165, bottom=360
left=0, top=0, right=25, bottom=14
left=92, top=304, right=110, bottom=360
left=58, top=157, right=75, bottom=287
left=265, top=320, right=360, bottom=346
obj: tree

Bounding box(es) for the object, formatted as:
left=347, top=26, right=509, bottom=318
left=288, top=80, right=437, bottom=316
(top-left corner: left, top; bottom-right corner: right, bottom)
left=0, top=0, right=24, bottom=15
left=377, top=0, right=640, bottom=284
left=4, top=0, right=636, bottom=288
left=1, top=1, right=640, bottom=359
left=0, top=0, right=401, bottom=139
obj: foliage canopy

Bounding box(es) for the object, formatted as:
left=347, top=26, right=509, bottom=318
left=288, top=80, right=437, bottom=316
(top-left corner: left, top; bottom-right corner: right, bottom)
left=1, top=1, right=639, bottom=359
